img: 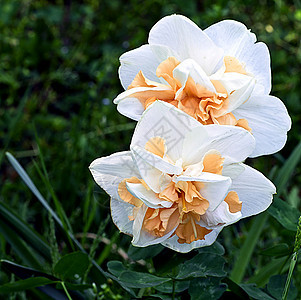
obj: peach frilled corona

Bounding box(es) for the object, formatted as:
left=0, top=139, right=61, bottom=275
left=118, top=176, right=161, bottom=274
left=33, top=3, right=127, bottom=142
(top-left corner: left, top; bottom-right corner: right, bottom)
left=114, top=15, right=291, bottom=158
left=89, top=101, right=276, bottom=252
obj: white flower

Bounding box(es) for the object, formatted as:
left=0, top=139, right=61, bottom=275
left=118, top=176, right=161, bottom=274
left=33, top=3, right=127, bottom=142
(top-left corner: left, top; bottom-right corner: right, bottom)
left=90, top=101, right=276, bottom=253
left=114, top=14, right=291, bottom=158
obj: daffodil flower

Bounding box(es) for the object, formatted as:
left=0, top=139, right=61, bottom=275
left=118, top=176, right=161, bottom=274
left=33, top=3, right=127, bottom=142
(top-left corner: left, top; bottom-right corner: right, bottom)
left=90, top=101, right=275, bottom=253
left=114, top=15, right=291, bottom=158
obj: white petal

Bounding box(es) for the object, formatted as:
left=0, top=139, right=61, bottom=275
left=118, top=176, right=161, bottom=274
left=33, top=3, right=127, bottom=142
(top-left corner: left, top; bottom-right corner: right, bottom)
left=205, top=20, right=271, bottom=94
left=113, top=86, right=173, bottom=121
left=132, top=204, right=177, bottom=247
left=200, top=201, right=242, bottom=228
left=161, top=228, right=222, bottom=253
left=119, top=44, right=160, bottom=89
left=205, top=20, right=256, bottom=56
left=222, top=161, right=245, bottom=179
left=182, top=125, right=255, bottom=166
left=233, top=95, right=291, bottom=157
left=149, top=15, right=224, bottom=75
left=110, top=198, right=134, bottom=236
left=89, top=151, right=139, bottom=200
left=116, top=97, right=145, bottom=121
left=173, top=59, right=216, bottom=96
left=218, top=73, right=256, bottom=114
left=237, top=42, right=271, bottom=94
left=126, top=182, right=173, bottom=209
left=174, top=173, right=232, bottom=211
left=131, top=145, right=182, bottom=175
left=231, top=164, right=276, bottom=218
left=131, top=101, right=200, bottom=162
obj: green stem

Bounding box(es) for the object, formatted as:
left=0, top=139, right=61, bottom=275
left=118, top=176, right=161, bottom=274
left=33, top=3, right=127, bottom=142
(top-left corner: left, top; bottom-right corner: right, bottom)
left=282, top=252, right=297, bottom=300
left=61, top=281, right=72, bottom=300
left=230, top=212, right=268, bottom=283
left=172, top=279, right=175, bottom=300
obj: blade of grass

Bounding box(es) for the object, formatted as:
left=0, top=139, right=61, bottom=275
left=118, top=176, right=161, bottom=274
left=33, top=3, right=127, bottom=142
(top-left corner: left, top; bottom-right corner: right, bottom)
left=0, top=220, right=42, bottom=269
left=4, top=151, right=136, bottom=295
left=33, top=126, right=75, bottom=249
left=0, top=88, right=30, bottom=166
left=274, top=140, right=301, bottom=197
left=32, top=159, right=74, bottom=251
left=247, top=257, right=289, bottom=286
left=230, top=212, right=268, bottom=283
left=230, top=141, right=301, bottom=283
left=0, top=201, right=51, bottom=260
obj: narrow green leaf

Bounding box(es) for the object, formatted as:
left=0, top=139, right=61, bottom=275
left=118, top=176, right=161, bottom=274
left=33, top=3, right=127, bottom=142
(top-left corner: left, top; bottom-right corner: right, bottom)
left=0, top=277, right=58, bottom=293
left=274, top=140, right=301, bottom=196
left=0, top=220, right=42, bottom=269
left=248, top=257, right=288, bottom=286
left=230, top=212, right=268, bottom=283
left=267, top=275, right=297, bottom=300
left=0, top=201, right=51, bottom=260
left=240, top=284, right=274, bottom=300
left=118, top=271, right=171, bottom=288
left=188, top=277, right=227, bottom=300
left=5, top=152, right=63, bottom=228
left=1, top=260, right=58, bottom=281
left=5, top=152, right=108, bottom=282
left=260, top=243, right=291, bottom=258
left=268, top=198, right=300, bottom=231
left=54, top=252, right=89, bottom=281
left=176, top=253, right=226, bottom=280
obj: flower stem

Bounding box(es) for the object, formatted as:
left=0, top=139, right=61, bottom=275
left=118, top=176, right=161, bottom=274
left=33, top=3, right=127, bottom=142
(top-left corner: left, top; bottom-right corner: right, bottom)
left=61, top=281, right=72, bottom=300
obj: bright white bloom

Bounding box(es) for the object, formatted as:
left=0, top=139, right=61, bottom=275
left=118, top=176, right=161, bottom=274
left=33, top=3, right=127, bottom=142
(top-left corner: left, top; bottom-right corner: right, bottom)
left=90, top=101, right=276, bottom=253
left=114, top=15, right=291, bottom=158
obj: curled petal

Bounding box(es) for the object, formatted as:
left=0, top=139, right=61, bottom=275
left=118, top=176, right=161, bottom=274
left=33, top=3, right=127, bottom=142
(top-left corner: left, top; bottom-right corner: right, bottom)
left=89, top=151, right=139, bottom=200
left=231, top=164, right=276, bottom=218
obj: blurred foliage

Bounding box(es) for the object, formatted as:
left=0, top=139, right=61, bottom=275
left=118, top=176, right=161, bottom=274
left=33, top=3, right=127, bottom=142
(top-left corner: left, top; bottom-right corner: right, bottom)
left=0, top=0, right=301, bottom=299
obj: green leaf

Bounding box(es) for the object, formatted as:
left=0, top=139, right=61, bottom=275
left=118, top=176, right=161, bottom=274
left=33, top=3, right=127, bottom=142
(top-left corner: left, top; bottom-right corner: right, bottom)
left=188, top=277, right=227, bottom=300
left=0, top=220, right=42, bottom=269
left=118, top=271, right=171, bottom=288
left=54, top=252, right=89, bottom=281
left=260, top=243, right=291, bottom=258
left=240, top=284, right=274, bottom=300
left=0, top=201, right=51, bottom=261
left=107, top=261, right=127, bottom=277
left=197, top=241, right=225, bottom=256
left=5, top=152, right=108, bottom=282
left=176, top=253, right=226, bottom=280
left=268, top=198, right=300, bottom=231
left=230, top=212, right=268, bottom=283
left=267, top=275, right=297, bottom=300
left=1, top=260, right=58, bottom=281
left=57, top=282, right=92, bottom=291
left=154, top=280, right=189, bottom=293
left=128, top=244, right=164, bottom=260
left=0, top=277, right=58, bottom=293
left=274, top=140, right=301, bottom=197
left=248, top=257, right=288, bottom=287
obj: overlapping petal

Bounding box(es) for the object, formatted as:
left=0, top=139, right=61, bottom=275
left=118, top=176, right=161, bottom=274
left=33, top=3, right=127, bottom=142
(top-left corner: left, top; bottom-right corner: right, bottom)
left=90, top=102, right=276, bottom=252
left=115, top=14, right=291, bottom=158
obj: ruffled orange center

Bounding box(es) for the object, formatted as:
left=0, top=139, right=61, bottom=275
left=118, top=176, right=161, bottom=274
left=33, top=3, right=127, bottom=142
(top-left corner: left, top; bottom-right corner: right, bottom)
left=118, top=137, right=242, bottom=244
left=128, top=56, right=251, bottom=132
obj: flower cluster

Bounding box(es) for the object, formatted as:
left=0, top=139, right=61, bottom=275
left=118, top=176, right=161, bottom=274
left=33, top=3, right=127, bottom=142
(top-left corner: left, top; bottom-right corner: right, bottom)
left=90, top=15, right=291, bottom=252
